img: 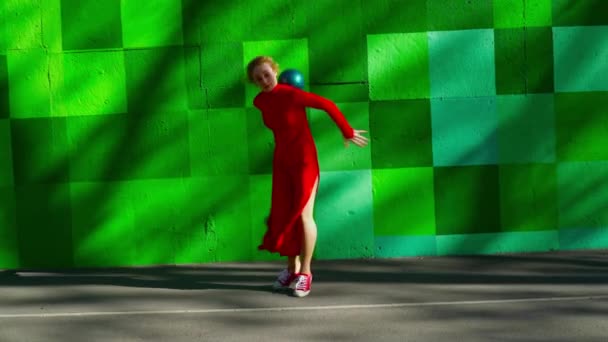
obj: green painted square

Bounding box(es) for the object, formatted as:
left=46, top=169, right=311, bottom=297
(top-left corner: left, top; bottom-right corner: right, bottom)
left=367, top=33, right=430, bottom=100
left=372, top=167, right=436, bottom=236
left=7, top=49, right=51, bottom=118
left=493, top=0, right=552, bottom=28
left=40, top=0, right=62, bottom=52
left=0, top=55, right=7, bottom=118
left=249, top=174, right=282, bottom=262
left=190, top=108, right=249, bottom=176
left=552, top=0, right=608, bottom=26
left=121, top=0, right=183, bottom=48
left=428, top=30, right=496, bottom=98
left=370, top=99, right=433, bottom=168
left=499, top=163, right=558, bottom=232
left=310, top=102, right=371, bottom=171
left=558, top=161, right=608, bottom=229
left=309, top=84, right=370, bottom=103
left=61, top=0, right=122, bottom=50
left=15, top=183, right=73, bottom=268
left=434, top=165, right=501, bottom=235
left=184, top=47, right=205, bottom=109
left=67, top=111, right=191, bottom=181
left=494, top=28, right=526, bottom=94
left=4, top=0, right=43, bottom=50
left=53, top=51, right=127, bottom=116
left=555, top=92, right=608, bottom=162
left=427, top=0, right=493, bottom=31
left=524, top=27, right=555, bottom=93
left=124, top=47, right=188, bottom=113
left=365, top=0, right=427, bottom=33
left=315, top=170, right=374, bottom=259
left=246, top=107, right=274, bottom=175
left=553, top=26, right=608, bottom=92
left=0, top=3, right=5, bottom=53
left=11, top=117, right=69, bottom=184
left=0, top=186, right=18, bottom=269
left=0, top=119, right=13, bottom=186
left=201, top=42, right=244, bottom=108
left=243, top=39, right=308, bottom=108
left=497, top=94, right=556, bottom=164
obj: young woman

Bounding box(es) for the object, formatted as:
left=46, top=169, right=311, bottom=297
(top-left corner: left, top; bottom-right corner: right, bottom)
left=247, top=56, right=368, bottom=297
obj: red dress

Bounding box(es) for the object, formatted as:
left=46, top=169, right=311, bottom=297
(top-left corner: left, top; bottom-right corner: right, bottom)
left=254, top=84, right=355, bottom=256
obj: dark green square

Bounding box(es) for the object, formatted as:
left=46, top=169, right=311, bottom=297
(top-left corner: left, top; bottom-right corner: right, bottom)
left=11, top=118, right=70, bottom=184
left=246, top=108, right=274, bottom=175
left=15, top=184, right=74, bottom=268
left=201, top=42, right=245, bottom=108
left=0, top=186, right=18, bottom=269
left=427, top=0, right=494, bottom=31
left=61, top=0, right=123, bottom=50
left=0, top=55, right=7, bottom=118
left=310, top=84, right=370, bottom=103
left=555, top=92, right=608, bottom=161
left=434, top=165, right=501, bottom=235
left=184, top=47, right=205, bottom=109
left=365, top=0, right=427, bottom=33
left=370, top=100, right=432, bottom=168
left=525, top=27, right=554, bottom=93
left=552, top=0, right=608, bottom=26
left=499, top=163, right=558, bottom=232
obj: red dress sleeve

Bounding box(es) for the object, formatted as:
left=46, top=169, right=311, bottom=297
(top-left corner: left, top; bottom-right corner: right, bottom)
left=291, top=88, right=355, bottom=139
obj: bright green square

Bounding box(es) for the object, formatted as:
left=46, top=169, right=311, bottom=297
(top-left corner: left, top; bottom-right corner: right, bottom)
left=61, top=0, right=122, bottom=50
left=370, top=99, right=433, bottom=168
left=7, top=49, right=50, bottom=118
left=552, top=0, right=608, bottom=26
left=367, top=33, right=430, bottom=100
left=310, top=102, right=371, bottom=171
left=497, top=94, right=555, bottom=163
left=434, top=165, right=501, bottom=235
left=0, top=186, right=18, bottom=269
left=372, top=167, right=436, bottom=236
left=0, top=3, right=6, bottom=53
left=493, top=0, right=552, bottom=28
left=0, top=55, right=7, bottom=118
left=184, top=47, right=205, bottom=109
left=11, top=117, right=69, bottom=184
left=124, top=47, right=188, bottom=113
left=4, top=0, right=43, bottom=50
left=190, top=108, right=249, bottom=176
left=427, top=0, right=493, bottom=31
left=0, top=120, right=13, bottom=186
left=249, top=174, right=282, bottom=262
left=555, top=92, right=608, bottom=162
left=558, top=161, right=608, bottom=229
left=246, top=107, right=274, bottom=175
left=40, top=0, right=62, bottom=52
left=499, top=163, right=558, bottom=232
left=201, top=42, right=244, bottom=108
left=243, top=39, right=308, bottom=108
left=553, top=26, right=608, bottom=92
left=365, top=0, right=427, bottom=33
left=15, top=183, right=73, bottom=268
left=121, top=0, right=183, bottom=48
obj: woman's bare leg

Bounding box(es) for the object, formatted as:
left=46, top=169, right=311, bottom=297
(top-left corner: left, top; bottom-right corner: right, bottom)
left=288, top=256, right=300, bottom=274
left=299, top=178, right=319, bottom=275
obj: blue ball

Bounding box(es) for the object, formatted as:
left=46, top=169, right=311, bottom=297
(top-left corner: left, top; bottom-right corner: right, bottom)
left=278, top=69, right=305, bottom=89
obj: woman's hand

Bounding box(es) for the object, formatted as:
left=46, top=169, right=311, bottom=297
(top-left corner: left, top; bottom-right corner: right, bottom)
left=344, top=129, right=369, bottom=148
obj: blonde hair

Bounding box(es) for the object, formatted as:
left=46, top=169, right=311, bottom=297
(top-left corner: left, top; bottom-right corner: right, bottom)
left=246, top=56, right=279, bottom=83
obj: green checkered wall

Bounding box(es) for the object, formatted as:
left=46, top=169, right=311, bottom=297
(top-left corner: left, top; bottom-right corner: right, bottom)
left=1, top=0, right=607, bottom=269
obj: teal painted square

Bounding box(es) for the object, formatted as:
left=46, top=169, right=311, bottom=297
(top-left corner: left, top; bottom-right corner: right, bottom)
left=7, top=49, right=51, bottom=118
left=190, top=108, right=249, bottom=176
left=499, top=163, right=558, bottom=232
left=372, top=167, right=436, bottom=236
left=434, top=165, right=501, bottom=235
left=54, top=50, right=127, bottom=116
left=315, top=170, right=374, bottom=259
left=249, top=174, right=282, bottom=262
left=121, top=0, right=183, bottom=48
left=246, top=107, right=274, bottom=175
left=11, top=117, right=69, bottom=184
left=4, top=0, right=43, bottom=50
left=493, top=0, right=552, bottom=28
left=124, top=47, right=188, bottom=113
left=555, top=92, right=608, bottom=162
left=375, top=236, right=437, bottom=258
left=0, top=186, right=18, bottom=269
left=242, top=39, right=309, bottom=108
left=428, top=30, right=496, bottom=98
left=201, top=42, right=244, bottom=108
left=367, top=33, right=430, bottom=100
left=431, top=97, right=498, bottom=166
left=553, top=26, right=608, bottom=92
left=497, top=94, right=556, bottom=164
left=61, top=0, right=122, bottom=50
left=370, top=99, right=432, bottom=168
left=437, top=231, right=559, bottom=255
left=559, top=227, right=608, bottom=250
left=557, top=161, right=608, bottom=229
left=0, top=55, right=7, bottom=118
left=0, top=119, right=13, bottom=186
left=310, top=84, right=370, bottom=103
left=552, top=0, right=608, bottom=26
left=15, top=183, right=73, bottom=268
left=427, top=0, right=493, bottom=31
left=365, top=0, right=427, bottom=33
left=310, top=102, right=371, bottom=171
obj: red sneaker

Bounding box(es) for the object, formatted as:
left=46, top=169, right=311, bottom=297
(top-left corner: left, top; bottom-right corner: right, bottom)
left=290, top=273, right=312, bottom=297
left=272, top=269, right=296, bottom=290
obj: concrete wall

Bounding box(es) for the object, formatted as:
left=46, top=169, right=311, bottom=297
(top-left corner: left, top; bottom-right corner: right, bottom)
left=1, top=0, right=607, bottom=269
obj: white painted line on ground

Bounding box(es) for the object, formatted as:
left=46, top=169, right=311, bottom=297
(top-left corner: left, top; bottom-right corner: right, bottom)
left=1, top=294, right=607, bottom=319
